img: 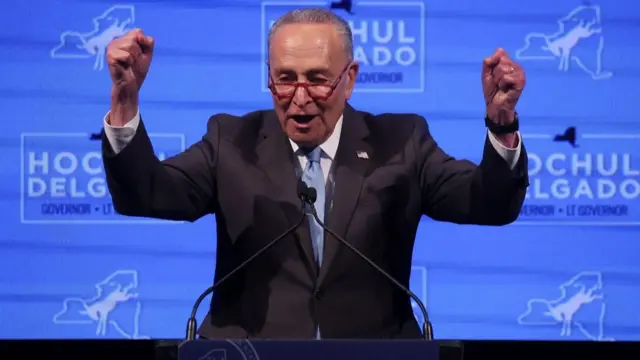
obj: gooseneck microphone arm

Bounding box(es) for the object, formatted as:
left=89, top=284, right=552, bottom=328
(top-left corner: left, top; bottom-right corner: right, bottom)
left=185, top=186, right=309, bottom=340
left=301, top=186, right=434, bottom=341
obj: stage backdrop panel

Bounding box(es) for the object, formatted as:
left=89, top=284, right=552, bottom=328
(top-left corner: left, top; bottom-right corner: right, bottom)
left=0, top=0, right=638, bottom=341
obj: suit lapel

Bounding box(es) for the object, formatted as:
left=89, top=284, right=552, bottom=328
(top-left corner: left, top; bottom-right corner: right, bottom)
left=255, top=112, right=317, bottom=277
left=318, top=105, right=372, bottom=285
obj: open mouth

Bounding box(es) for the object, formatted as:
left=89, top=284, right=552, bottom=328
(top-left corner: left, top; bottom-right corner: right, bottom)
left=290, top=115, right=316, bottom=124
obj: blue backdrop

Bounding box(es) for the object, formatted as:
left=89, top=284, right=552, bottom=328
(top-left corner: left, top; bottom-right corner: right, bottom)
left=1, top=0, right=638, bottom=341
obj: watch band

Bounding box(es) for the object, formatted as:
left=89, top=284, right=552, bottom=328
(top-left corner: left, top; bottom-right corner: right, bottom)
left=485, top=112, right=519, bottom=135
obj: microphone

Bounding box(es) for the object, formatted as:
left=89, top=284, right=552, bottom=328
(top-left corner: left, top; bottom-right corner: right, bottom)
left=299, top=183, right=317, bottom=205
left=185, top=183, right=310, bottom=340
left=302, top=186, right=434, bottom=341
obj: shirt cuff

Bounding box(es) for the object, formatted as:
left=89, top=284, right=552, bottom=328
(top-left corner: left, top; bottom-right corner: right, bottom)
left=103, top=109, right=141, bottom=154
left=487, top=130, right=521, bottom=170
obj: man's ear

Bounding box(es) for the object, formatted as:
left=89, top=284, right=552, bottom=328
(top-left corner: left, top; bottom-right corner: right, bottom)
left=344, top=62, right=359, bottom=100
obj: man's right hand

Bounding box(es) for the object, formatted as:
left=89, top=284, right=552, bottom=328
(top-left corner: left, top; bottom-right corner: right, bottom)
left=106, top=28, right=155, bottom=126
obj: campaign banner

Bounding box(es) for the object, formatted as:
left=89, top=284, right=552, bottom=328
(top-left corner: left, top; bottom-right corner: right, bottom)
left=519, top=129, right=639, bottom=226
left=20, top=133, right=185, bottom=224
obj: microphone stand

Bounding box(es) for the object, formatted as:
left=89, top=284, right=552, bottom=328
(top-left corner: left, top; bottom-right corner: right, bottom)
left=302, top=190, right=434, bottom=340
left=185, top=199, right=307, bottom=340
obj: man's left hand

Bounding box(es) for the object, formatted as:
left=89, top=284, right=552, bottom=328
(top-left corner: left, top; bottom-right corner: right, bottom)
left=482, top=48, right=526, bottom=125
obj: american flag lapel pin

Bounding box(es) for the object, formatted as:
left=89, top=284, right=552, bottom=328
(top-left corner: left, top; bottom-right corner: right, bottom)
left=356, top=151, right=369, bottom=159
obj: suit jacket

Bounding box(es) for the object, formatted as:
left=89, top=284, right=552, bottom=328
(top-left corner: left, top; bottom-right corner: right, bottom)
left=102, top=104, right=529, bottom=339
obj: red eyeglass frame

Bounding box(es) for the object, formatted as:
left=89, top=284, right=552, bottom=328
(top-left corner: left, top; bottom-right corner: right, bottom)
left=267, top=63, right=351, bottom=101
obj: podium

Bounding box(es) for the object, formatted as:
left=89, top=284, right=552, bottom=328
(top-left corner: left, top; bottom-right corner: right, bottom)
left=0, top=339, right=464, bottom=360
left=3, top=339, right=637, bottom=360
left=155, top=339, right=463, bottom=360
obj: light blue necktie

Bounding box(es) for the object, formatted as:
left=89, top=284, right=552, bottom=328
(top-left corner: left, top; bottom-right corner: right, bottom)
left=301, top=147, right=325, bottom=340
left=301, top=147, right=325, bottom=266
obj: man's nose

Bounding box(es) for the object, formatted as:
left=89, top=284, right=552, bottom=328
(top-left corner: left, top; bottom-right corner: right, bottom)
left=292, top=85, right=312, bottom=106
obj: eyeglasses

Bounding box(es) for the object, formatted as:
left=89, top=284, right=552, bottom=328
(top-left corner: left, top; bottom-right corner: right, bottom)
left=268, top=63, right=351, bottom=101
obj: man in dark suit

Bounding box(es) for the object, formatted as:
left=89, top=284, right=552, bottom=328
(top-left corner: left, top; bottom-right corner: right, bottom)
left=102, top=8, right=528, bottom=339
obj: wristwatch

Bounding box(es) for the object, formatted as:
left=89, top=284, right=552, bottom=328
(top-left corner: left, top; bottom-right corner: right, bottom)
left=485, top=112, right=519, bottom=135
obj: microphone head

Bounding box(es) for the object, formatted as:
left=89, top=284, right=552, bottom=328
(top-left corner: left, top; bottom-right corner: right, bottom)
left=297, top=180, right=317, bottom=204
left=297, top=181, right=309, bottom=199
left=306, top=187, right=317, bottom=204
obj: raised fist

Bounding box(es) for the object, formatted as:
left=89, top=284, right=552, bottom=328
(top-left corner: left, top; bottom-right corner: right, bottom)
left=106, top=28, right=154, bottom=98
left=481, top=47, right=526, bottom=124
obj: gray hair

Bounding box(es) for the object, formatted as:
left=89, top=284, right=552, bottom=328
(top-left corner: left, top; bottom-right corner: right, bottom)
left=268, top=8, right=354, bottom=62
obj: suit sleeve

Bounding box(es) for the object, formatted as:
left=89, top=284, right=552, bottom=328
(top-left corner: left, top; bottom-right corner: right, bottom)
left=102, top=115, right=219, bottom=222
left=415, top=116, right=529, bottom=225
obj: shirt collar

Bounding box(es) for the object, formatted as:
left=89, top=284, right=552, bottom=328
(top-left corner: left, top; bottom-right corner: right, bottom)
left=289, top=114, right=343, bottom=160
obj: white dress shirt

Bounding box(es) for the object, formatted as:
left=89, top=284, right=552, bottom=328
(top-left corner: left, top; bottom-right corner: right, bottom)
left=103, top=110, right=521, bottom=174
